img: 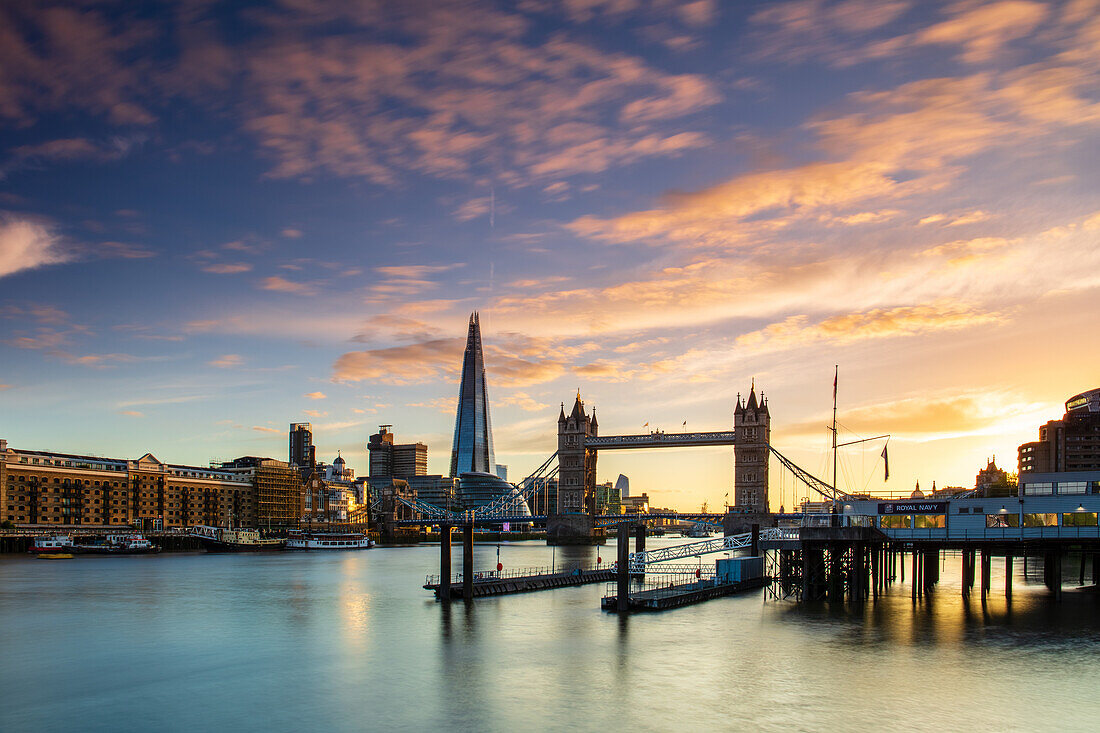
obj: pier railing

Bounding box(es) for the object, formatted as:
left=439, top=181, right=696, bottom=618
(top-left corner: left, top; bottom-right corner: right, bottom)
left=602, top=573, right=718, bottom=603
left=425, top=563, right=609, bottom=586
left=881, top=526, right=1100, bottom=541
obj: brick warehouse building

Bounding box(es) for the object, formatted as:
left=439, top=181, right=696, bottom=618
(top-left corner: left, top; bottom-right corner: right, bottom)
left=1, top=439, right=301, bottom=529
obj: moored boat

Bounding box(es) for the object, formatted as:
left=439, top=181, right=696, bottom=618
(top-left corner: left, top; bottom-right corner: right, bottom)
left=286, top=532, right=375, bottom=550
left=71, top=533, right=160, bottom=555
left=29, top=535, right=74, bottom=554
left=189, top=525, right=286, bottom=552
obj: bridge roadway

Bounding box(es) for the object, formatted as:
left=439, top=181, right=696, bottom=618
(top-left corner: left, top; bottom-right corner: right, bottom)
left=392, top=512, right=733, bottom=527
left=585, top=431, right=738, bottom=449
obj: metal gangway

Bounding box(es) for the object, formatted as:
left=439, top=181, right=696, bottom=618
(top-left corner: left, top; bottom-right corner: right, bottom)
left=628, top=527, right=799, bottom=573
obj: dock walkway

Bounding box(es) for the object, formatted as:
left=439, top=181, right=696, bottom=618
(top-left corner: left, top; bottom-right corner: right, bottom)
left=602, top=577, right=768, bottom=611
left=425, top=566, right=616, bottom=600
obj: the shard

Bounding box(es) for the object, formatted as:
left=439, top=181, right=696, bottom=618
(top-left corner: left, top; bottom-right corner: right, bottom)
left=449, top=312, right=496, bottom=477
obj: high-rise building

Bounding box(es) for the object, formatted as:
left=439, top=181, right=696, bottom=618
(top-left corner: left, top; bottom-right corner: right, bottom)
left=289, top=423, right=316, bottom=468
left=1018, top=388, right=1100, bottom=474
left=450, top=312, right=497, bottom=477
left=615, top=473, right=630, bottom=498
left=368, top=425, right=427, bottom=478
left=733, top=384, right=770, bottom=513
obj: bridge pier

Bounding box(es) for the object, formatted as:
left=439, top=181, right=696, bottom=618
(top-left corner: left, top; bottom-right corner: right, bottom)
left=547, top=514, right=603, bottom=545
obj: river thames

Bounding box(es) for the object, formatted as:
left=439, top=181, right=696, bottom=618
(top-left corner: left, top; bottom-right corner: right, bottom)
left=3, top=538, right=1100, bottom=732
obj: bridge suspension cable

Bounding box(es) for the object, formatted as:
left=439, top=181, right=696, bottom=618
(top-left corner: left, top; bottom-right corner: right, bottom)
left=768, top=446, right=853, bottom=503
left=472, top=451, right=558, bottom=518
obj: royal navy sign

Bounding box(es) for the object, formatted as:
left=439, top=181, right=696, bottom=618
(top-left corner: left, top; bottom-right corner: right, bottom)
left=878, top=502, right=946, bottom=515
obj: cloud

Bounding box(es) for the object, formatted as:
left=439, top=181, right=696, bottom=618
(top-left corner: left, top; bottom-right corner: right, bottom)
left=497, top=391, right=551, bottom=412
left=281, top=228, right=302, bottom=238
left=452, top=197, right=493, bottom=222
left=209, top=354, right=244, bottom=368
left=56, top=352, right=141, bottom=368
left=252, top=425, right=281, bottom=434
left=305, top=391, right=327, bottom=400
left=332, top=332, right=569, bottom=387
left=118, top=410, right=144, bottom=417
left=184, top=319, right=220, bottom=333
left=0, top=216, right=70, bottom=278
left=913, top=1, right=1048, bottom=64
left=0, top=303, right=69, bottom=324
left=96, top=241, right=156, bottom=259
left=260, top=275, right=316, bottom=295
left=784, top=392, right=1045, bottom=442
left=302, top=409, right=327, bottom=417
left=735, top=305, right=1004, bottom=350
left=224, top=4, right=719, bottom=185
left=0, top=383, right=10, bottom=390
left=203, top=263, right=252, bottom=274
left=406, top=397, right=455, bottom=413
left=0, top=4, right=156, bottom=125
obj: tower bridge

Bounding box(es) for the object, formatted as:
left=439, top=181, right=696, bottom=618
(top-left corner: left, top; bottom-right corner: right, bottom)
left=550, top=384, right=771, bottom=544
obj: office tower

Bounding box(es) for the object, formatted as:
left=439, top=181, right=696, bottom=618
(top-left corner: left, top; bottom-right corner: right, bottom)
left=289, top=423, right=316, bottom=467
left=449, top=312, right=496, bottom=477
left=368, top=425, right=427, bottom=478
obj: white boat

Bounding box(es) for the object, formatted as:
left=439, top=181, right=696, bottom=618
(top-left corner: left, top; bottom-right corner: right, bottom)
left=71, top=533, right=160, bottom=555
left=30, top=535, right=74, bottom=554
left=286, top=532, right=374, bottom=550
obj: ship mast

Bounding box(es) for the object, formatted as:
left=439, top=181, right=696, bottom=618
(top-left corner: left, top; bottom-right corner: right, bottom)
left=832, top=364, right=838, bottom=496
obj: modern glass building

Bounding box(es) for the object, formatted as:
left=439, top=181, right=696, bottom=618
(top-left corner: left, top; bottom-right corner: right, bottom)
left=458, top=472, right=532, bottom=517
left=449, top=312, right=497, bottom=477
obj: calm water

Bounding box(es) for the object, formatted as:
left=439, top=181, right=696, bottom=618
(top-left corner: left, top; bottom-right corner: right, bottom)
left=3, top=538, right=1100, bottom=732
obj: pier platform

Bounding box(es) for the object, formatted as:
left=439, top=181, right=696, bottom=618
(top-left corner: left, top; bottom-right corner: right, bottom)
left=602, top=577, right=768, bottom=612
left=425, top=565, right=616, bottom=600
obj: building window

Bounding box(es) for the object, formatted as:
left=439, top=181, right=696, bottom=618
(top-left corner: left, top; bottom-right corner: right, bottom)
left=1023, top=513, right=1058, bottom=527
left=986, top=513, right=1019, bottom=528
left=1059, top=482, right=1088, bottom=495
left=1023, top=482, right=1053, bottom=495
left=1063, top=512, right=1099, bottom=527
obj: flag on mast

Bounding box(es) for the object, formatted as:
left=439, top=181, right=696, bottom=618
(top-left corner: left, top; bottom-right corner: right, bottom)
left=882, top=444, right=890, bottom=481
left=833, top=366, right=838, bottom=401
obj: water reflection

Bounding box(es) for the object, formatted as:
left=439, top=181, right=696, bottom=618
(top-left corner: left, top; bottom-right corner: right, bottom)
left=4, top=540, right=1100, bottom=732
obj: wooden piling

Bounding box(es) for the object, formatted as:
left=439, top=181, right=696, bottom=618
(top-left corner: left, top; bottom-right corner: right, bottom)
left=911, top=551, right=918, bottom=600
left=633, top=524, right=646, bottom=581
left=1005, top=554, right=1012, bottom=599
left=616, top=524, right=630, bottom=612
left=980, top=551, right=990, bottom=600
left=871, top=546, right=878, bottom=600
left=961, top=551, right=970, bottom=599
left=440, top=524, right=452, bottom=602
left=462, top=523, right=474, bottom=602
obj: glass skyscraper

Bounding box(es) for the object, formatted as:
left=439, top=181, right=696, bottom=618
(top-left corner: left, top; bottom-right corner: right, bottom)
left=449, top=312, right=496, bottom=478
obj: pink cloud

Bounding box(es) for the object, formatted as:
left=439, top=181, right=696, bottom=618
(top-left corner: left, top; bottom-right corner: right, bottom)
left=203, top=263, right=253, bottom=274
left=209, top=354, right=244, bottom=368
left=260, top=275, right=316, bottom=295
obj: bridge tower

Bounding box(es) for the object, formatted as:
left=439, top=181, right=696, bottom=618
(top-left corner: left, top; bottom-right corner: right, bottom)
left=557, top=393, right=598, bottom=514
left=734, top=383, right=770, bottom=513
left=549, top=393, right=601, bottom=544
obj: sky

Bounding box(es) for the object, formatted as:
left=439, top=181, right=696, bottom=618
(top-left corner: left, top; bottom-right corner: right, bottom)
left=2, top=0, right=1099, bottom=512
